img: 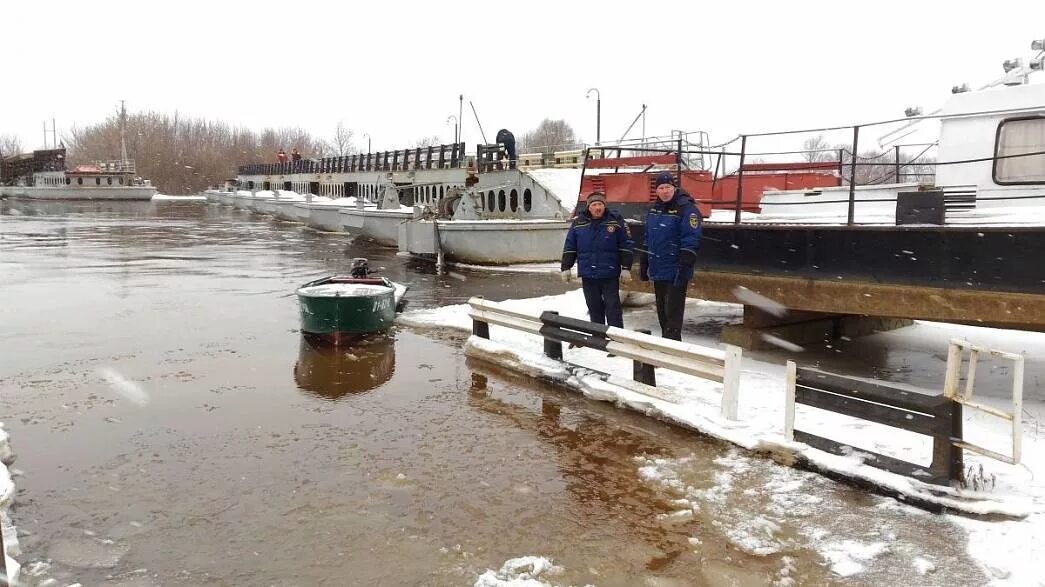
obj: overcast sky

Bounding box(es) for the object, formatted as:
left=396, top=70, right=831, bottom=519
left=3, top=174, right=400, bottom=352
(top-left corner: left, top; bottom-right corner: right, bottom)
left=3, top=0, right=1043, bottom=157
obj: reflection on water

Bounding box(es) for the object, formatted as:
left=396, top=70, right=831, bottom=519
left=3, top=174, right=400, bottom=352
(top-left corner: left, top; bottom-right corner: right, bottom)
left=293, top=333, right=396, bottom=399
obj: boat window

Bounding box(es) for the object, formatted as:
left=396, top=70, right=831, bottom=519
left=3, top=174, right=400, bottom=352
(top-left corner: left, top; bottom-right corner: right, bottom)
left=523, top=188, right=532, bottom=212
left=119, top=177, right=124, bottom=185
left=510, top=189, right=518, bottom=212
left=66, top=177, right=71, bottom=185
left=77, top=177, right=83, bottom=185
left=487, top=190, right=495, bottom=211
left=498, top=189, right=506, bottom=212
left=994, top=116, right=1045, bottom=184
left=96, top=177, right=101, bottom=185
left=107, top=177, right=113, bottom=185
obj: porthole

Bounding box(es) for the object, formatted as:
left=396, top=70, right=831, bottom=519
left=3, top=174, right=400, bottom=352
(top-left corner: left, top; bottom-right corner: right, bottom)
left=509, top=189, right=518, bottom=212
left=523, top=188, right=532, bottom=212
left=498, top=190, right=506, bottom=212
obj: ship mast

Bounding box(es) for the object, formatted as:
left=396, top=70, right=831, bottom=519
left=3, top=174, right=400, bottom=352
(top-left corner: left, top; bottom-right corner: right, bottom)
left=119, top=100, right=129, bottom=166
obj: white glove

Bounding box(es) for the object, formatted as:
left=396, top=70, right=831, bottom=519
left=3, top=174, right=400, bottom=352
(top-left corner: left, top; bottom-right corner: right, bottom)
left=620, top=269, right=633, bottom=283
left=560, top=270, right=573, bottom=283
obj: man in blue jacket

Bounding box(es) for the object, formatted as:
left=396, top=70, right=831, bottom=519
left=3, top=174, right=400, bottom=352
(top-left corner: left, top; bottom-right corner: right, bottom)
left=560, top=192, right=634, bottom=328
left=639, top=171, right=702, bottom=340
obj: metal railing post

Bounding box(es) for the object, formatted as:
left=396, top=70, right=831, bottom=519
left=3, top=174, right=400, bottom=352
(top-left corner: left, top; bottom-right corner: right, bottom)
left=543, top=311, right=563, bottom=360
left=894, top=144, right=901, bottom=183
left=734, top=135, right=747, bottom=224
left=847, top=125, right=860, bottom=225
left=632, top=329, right=656, bottom=386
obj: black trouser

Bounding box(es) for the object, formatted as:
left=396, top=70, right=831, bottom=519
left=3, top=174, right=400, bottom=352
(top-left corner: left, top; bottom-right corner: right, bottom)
left=653, top=280, right=688, bottom=340
left=581, top=277, right=623, bottom=328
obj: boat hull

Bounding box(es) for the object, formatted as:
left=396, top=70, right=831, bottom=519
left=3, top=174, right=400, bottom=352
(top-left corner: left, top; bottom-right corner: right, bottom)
left=297, top=278, right=397, bottom=343
left=0, top=185, right=156, bottom=200
left=397, top=219, right=569, bottom=263
left=340, top=208, right=410, bottom=246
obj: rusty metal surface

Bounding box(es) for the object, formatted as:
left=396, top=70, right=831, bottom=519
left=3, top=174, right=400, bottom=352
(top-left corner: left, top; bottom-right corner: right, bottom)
left=627, top=271, right=1045, bottom=331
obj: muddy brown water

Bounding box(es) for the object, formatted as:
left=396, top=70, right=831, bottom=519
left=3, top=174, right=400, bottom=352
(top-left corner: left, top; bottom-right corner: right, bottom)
left=0, top=199, right=984, bottom=585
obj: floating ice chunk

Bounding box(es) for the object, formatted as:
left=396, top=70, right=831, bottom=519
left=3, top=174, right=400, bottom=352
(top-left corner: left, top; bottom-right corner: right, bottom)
left=474, top=555, right=562, bottom=587
left=732, top=286, right=787, bottom=317
left=96, top=368, right=150, bottom=406
left=760, top=334, right=804, bottom=352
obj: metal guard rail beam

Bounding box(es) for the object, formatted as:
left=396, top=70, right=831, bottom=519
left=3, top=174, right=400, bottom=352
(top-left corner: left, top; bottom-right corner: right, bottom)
left=467, top=298, right=743, bottom=420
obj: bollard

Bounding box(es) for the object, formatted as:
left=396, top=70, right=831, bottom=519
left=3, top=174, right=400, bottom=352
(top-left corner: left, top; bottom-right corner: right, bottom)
left=632, top=329, right=656, bottom=386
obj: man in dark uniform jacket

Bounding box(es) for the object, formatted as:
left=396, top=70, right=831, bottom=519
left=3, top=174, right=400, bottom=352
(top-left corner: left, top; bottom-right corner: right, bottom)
left=639, top=171, right=702, bottom=340
left=560, top=192, right=634, bottom=328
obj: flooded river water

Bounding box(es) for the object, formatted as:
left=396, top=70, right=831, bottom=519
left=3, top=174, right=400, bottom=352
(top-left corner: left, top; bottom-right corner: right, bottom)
left=0, top=200, right=985, bottom=585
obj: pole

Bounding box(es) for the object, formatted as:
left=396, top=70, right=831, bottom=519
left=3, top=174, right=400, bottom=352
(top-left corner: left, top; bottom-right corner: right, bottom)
left=641, top=104, right=646, bottom=146
left=847, top=126, right=860, bottom=226
left=469, top=101, right=489, bottom=144
left=458, top=94, right=464, bottom=147
left=734, top=135, right=747, bottom=224
left=894, top=144, right=901, bottom=183
left=596, top=97, right=601, bottom=145
left=52, top=117, right=57, bottom=150
left=43, top=121, right=48, bottom=149
left=587, top=88, right=601, bottom=145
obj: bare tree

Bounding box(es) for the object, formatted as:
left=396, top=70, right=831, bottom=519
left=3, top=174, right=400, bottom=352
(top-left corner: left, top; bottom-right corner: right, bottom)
left=411, top=135, right=442, bottom=148
left=0, top=134, right=23, bottom=158
left=328, top=121, right=356, bottom=157
left=65, top=111, right=326, bottom=194
left=519, top=119, right=579, bottom=154
left=801, top=135, right=837, bottom=163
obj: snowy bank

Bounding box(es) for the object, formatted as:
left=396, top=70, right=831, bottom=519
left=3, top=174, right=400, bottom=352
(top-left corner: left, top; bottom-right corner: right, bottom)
left=0, top=423, right=21, bottom=584
left=400, top=290, right=1045, bottom=585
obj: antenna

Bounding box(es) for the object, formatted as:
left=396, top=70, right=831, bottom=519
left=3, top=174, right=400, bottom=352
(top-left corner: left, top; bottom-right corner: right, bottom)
left=469, top=101, right=488, bottom=144
left=119, top=100, right=129, bottom=165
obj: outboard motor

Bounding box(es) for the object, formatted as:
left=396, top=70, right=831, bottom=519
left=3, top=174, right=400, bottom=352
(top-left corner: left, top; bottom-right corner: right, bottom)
left=495, top=129, right=517, bottom=169
left=350, top=258, right=371, bottom=278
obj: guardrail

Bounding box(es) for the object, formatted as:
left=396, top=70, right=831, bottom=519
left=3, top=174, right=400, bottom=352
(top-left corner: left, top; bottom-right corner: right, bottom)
left=467, top=298, right=743, bottom=419
left=784, top=363, right=963, bottom=485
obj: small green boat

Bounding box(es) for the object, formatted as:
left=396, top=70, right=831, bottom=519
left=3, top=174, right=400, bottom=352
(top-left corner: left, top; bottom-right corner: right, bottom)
left=297, top=273, right=407, bottom=345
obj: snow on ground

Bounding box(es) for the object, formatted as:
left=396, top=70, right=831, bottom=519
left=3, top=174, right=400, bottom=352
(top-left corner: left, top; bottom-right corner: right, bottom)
left=450, top=262, right=560, bottom=274
left=1, top=423, right=21, bottom=584
left=399, top=289, right=1045, bottom=585
left=707, top=204, right=1045, bottom=227
left=151, top=194, right=205, bottom=201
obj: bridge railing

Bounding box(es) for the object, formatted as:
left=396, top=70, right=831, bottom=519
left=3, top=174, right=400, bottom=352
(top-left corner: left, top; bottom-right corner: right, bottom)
left=239, top=142, right=467, bottom=176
